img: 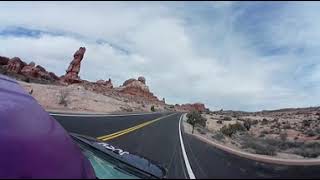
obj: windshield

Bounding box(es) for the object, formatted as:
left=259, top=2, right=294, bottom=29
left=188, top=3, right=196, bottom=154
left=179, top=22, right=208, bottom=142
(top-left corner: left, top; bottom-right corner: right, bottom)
left=77, top=141, right=139, bottom=179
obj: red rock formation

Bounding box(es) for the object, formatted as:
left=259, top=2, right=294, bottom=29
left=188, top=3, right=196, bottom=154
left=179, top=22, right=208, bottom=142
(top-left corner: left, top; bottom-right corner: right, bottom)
left=122, top=78, right=136, bottom=86
left=96, top=78, right=113, bottom=88
left=4, top=57, right=26, bottom=73
left=21, top=62, right=39, bottom=77
left=61, top=47, right=86, bottom=84
left=175, top=103, right=206, bottom=112
left=0, top=56, right=10, bottom=65
left=118, top=77, right=160, bottom=102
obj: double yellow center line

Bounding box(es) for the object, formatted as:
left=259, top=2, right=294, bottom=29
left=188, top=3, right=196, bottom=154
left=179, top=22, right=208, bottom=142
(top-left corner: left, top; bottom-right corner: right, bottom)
left=97, top=113, right=176, bottom=141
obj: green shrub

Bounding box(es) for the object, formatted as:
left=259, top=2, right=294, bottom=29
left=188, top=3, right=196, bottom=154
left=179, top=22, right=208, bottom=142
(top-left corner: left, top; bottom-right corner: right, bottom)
left=220, top=122, right=246, bottom=137
left=302, top=120, right=312, bottom=127
left=151, top=105, right=155, bottom=112
left=212, top=132, right=225, bottom=141
left=261, top=118, right=268, bottom=125
left=280, top=132, right=288, bottom=141
left=196, top=127, right=206, bottom=135
left=241, top=137, right=276, bottom=156
left=187, top=110, right=207, bottom=134
left=243, top=119, right=255, bottom=131
left=59, top=89, right=69, bottom=107
left=222, top=116, right=232, bottom=121
left=294, top=147, right=320, bottom=158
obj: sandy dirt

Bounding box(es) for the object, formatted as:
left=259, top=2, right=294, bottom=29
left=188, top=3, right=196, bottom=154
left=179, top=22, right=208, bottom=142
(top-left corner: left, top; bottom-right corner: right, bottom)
left=19, top=81, right=167, bottom=113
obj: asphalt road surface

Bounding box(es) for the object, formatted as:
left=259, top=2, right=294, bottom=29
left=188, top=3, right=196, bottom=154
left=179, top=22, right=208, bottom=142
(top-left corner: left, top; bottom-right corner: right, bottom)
left=52, top=112, right=320, bottom=179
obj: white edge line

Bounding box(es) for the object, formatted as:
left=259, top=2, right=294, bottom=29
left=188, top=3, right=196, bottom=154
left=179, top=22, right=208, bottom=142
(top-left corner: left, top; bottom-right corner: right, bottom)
left=49, top=112, right=161, bottom=117
left=179, top=113, right=196, bottom=179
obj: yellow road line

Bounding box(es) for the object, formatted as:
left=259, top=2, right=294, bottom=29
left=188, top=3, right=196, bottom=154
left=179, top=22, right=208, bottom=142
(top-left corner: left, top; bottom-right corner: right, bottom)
left=96, top=120, right=156, bottom=140
left=96, top=113, right=176, bottom=141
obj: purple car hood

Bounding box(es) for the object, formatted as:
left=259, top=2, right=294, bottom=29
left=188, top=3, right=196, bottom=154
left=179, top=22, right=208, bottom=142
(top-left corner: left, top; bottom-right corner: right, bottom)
left=0, top=74, right=95, bottom=179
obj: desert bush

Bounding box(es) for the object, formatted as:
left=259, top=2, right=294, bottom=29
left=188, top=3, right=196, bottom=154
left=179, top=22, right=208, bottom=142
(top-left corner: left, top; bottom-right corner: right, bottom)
left=280, top=132, right=288, bottom=141
left=243, top=120, right=251, bottom=131
left=294, top=147, right=320, bottom=158
left=187, top=110, right=207, bottom=134
left=216, top=120, right=223, bottom=124
left=241, top=136, right=276, bottom=156
left=283, top=124, right=291, bottom=129
left=261, top=118, right=268, bottom=125
left=302, top=120, right=312, bottom=127
left=151, top=105, right=155, bottom=112
left=59, top=89, right=70, bottom=107
left=222, top=116, right=232, bottom=121
left=220, top=122, right=246, bottom=137
left=306, top=131, right=316, bottom=137
left=212, top=132, right=225, bottom=141
left=196, top=127, right=206, bottom=135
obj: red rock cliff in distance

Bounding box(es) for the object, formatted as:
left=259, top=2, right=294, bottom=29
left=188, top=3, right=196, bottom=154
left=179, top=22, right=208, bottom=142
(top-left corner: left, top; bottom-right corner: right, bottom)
left=175, top=103, right=207, bottom=112
left=0, top=56, right=59, bottom=82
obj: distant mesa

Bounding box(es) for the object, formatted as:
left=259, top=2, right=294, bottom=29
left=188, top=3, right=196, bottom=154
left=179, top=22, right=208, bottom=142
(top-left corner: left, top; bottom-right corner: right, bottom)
left=175, top=103, right=207, bottom=112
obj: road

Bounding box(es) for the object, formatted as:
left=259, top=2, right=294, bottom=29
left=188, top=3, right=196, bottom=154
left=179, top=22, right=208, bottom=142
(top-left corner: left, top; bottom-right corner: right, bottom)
left=52, top=112, right=320, bottom=179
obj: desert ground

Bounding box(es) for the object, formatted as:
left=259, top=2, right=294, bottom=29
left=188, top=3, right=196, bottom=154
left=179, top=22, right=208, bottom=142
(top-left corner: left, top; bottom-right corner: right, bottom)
left=19, top=80, right=167, bottom=113
left=184, top=108, right=320, bottom=159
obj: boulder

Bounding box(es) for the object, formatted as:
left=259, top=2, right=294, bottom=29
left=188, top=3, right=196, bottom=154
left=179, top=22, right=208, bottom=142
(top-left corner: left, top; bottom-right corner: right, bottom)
left=138, top=76, right=146, bottom=84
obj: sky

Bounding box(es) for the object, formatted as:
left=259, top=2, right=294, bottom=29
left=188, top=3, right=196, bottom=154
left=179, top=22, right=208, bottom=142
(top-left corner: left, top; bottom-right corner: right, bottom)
left=1, top=1, right=320, bottom=112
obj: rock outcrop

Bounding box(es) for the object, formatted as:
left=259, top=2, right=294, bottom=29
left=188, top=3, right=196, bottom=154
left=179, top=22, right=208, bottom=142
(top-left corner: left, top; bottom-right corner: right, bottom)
left=0, top=56, right=59, bottom=83
left=0, top=56, right=9, bottom=65
left=21, top=62, right=38, bottom=77
left=117, top=77, right=160, bottom=103
left=4, top=57, right=26, bottom=73
left=175, top=103, right=207, bottom=112
left=61, top=47, right=86, bottom=84
left=96, top=78, right=113, bottom=88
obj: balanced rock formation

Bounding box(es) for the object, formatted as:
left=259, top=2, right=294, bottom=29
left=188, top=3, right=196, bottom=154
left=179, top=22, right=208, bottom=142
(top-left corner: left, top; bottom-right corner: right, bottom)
left=175, top=103, right=207, bottom=112
left=61, top=47, right=86, bottom=84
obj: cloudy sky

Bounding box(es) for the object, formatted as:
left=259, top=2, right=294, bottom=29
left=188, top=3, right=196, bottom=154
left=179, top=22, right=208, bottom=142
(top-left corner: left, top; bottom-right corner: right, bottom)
left=1, top=1, right=320, bottom=111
